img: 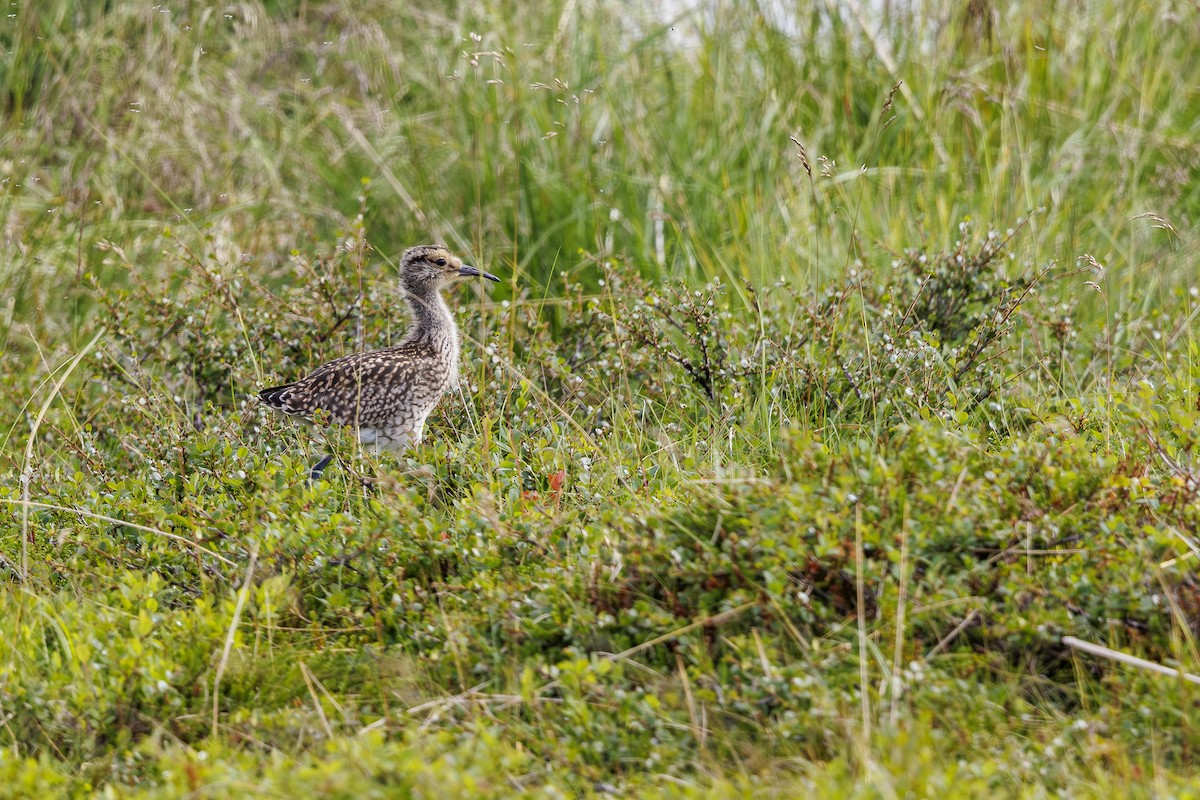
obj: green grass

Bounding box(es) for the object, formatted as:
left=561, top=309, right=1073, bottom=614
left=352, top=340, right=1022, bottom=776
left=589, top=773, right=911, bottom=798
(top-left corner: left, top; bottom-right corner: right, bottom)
left=2, top=0, right=1199, bottom=796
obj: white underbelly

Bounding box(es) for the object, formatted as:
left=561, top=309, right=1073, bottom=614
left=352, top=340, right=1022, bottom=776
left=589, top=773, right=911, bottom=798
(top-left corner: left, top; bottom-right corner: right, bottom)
left=358, top=400, right=438, bottom=453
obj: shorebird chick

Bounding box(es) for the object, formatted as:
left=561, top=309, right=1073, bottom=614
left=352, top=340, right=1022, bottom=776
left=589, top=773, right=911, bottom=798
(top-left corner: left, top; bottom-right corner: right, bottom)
left=259, top=245, right=500, bottom=477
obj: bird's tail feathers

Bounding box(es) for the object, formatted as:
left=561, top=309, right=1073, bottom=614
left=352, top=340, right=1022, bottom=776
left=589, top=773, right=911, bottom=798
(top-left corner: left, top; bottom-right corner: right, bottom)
left=258, top=384, right=293, bottom=409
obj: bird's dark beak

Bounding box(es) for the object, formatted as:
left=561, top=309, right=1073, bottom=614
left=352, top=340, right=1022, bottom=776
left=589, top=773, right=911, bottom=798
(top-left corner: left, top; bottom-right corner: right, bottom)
left=458, top=265, right=501, bottom=282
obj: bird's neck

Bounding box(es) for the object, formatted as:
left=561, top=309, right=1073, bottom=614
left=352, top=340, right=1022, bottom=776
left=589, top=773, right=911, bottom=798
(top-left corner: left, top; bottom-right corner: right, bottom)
left=403, top=289, right=457, bottom=349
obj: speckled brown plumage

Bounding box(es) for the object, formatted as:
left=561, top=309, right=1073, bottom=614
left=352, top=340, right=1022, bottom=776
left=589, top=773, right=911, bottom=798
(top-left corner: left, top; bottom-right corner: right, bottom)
left=259, top=245, right=499, bottom=454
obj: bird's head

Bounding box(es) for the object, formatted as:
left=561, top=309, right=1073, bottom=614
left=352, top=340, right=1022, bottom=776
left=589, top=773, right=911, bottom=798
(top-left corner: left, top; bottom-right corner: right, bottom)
left=400, top=245, right=500, bottom=296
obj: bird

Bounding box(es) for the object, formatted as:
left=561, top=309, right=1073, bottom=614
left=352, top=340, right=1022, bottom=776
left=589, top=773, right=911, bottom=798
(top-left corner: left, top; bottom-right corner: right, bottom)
left=258, top=244, right=500, bottom=477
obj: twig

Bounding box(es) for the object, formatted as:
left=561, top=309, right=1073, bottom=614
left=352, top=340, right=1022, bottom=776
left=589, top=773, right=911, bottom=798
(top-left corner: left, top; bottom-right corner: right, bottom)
left=313, top=295, right=364, bottom=345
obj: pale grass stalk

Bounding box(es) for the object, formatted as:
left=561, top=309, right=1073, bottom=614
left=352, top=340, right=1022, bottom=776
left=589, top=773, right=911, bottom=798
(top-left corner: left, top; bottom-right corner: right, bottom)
left=753, top=627, right=773, bottom=678
left=1063, top=636, right=1200, bottom=686
left=676, top=653, right=706, bottom=751
left=1152, top=567, right=1200, bottom=674
left=530, top=602, right=756, bottom=700
left=300, top=661, right=336, bottom=739
left=1027, top=521, right=1034, bottom=577
left=457, top=324, right=631, bottom=489
left=212, top=541, right=260, bottom=739
left=438, top=598, right=469, bottom=694
left=0, top=342, right=79, bottom=453
left=335, top=105, right=427, bottom=226
left=942, top=465, right=968, bottom=513
left=830, top=0, right=927, bottom=127
left=412, top=605, right=756, bottom=721
left=856, top=505, right=871, bottom=742
left=926, top=609, right=980, bottom=659
left=1157, top=515, right=1200, bottom=569
left=764, top=593, right=811, bottom=654
left=889, top=504, right=909, bottom=726
left=407, top=681, right=492, bottom=717
left=1160, top=551, right=1196, bottom=569
left=1, top=498, right=237, bottom=568
left=19, top=330, right=103, bottom=581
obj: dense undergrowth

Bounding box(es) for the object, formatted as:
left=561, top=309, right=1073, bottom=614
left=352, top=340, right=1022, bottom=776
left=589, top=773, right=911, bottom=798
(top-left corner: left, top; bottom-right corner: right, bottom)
left=2, top=0, right=1199, bottom=797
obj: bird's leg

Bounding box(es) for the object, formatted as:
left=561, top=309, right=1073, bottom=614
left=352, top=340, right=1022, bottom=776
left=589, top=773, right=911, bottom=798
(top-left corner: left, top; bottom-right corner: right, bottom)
left=310, top=453, right=335, bottom=481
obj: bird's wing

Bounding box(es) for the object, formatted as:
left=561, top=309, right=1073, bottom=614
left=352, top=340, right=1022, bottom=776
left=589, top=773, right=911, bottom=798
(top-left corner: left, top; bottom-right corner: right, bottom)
left=276, top=344, right=442, bottom=426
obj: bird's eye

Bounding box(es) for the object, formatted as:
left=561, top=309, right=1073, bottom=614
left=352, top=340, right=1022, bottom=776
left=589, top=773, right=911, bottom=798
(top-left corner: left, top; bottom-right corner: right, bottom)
left=435, top=258, right=448, bottom=267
